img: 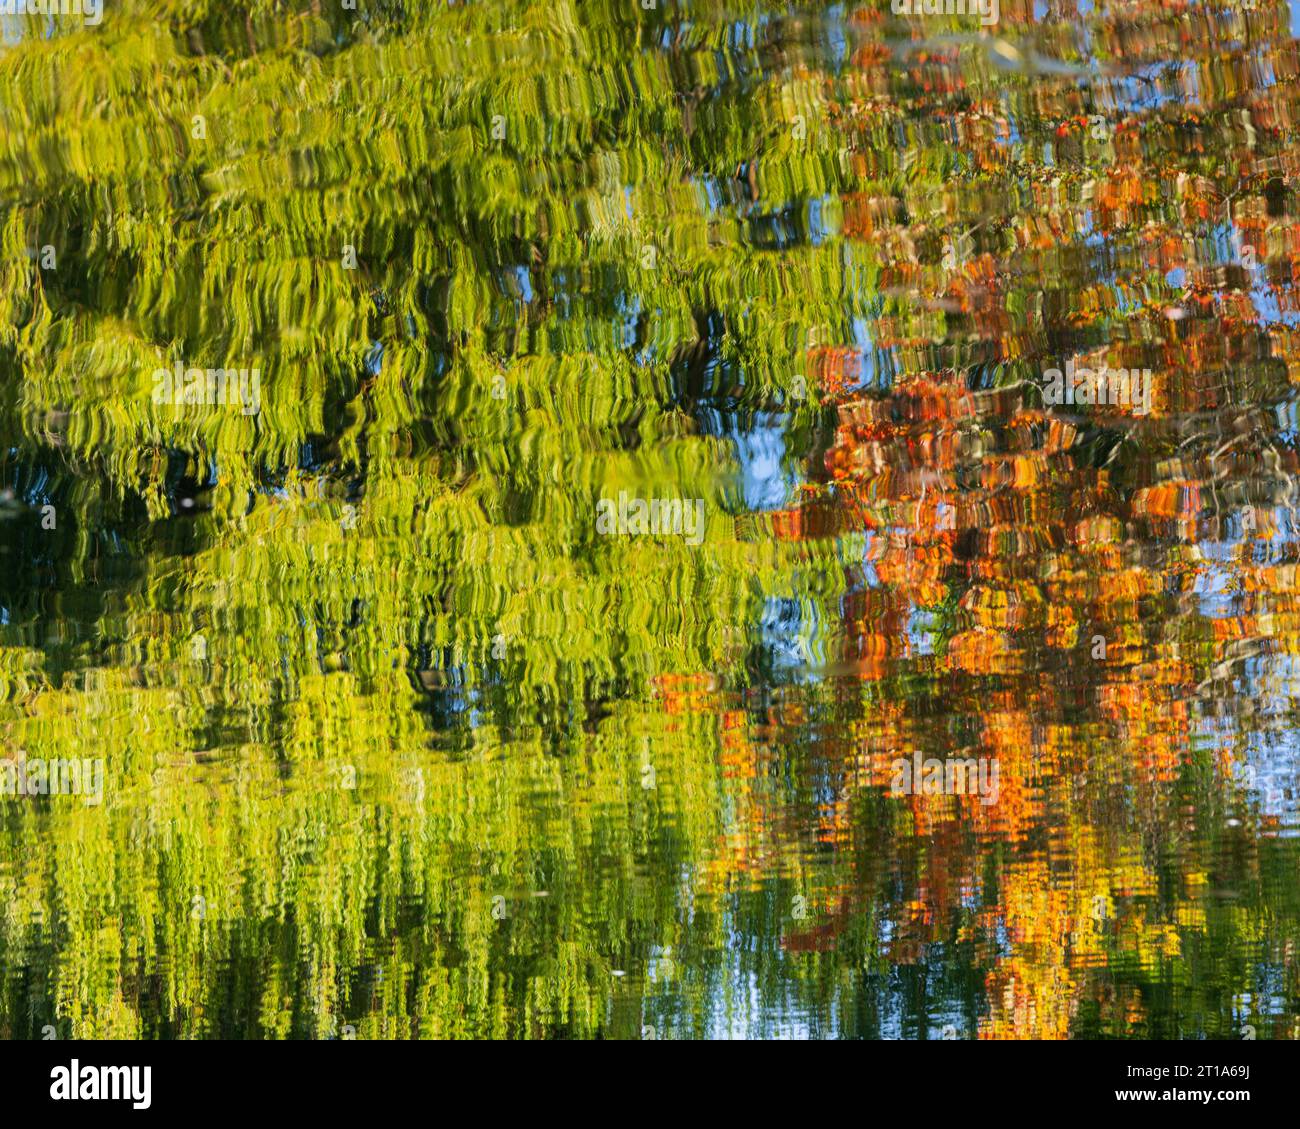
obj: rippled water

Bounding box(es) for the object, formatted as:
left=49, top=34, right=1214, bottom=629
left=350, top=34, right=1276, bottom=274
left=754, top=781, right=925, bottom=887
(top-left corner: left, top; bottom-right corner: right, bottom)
left=1, top=0, right=1299, bottom=1040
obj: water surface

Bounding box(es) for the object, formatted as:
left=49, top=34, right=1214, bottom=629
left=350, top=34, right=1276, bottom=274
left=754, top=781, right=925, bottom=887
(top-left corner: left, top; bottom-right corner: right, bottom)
left=0, top=0, right=1298, bottom=1040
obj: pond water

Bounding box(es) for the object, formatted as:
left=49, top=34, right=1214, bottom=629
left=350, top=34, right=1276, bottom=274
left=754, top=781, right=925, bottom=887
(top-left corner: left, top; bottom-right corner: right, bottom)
left=0, top=0, right=1298, bottom=1039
